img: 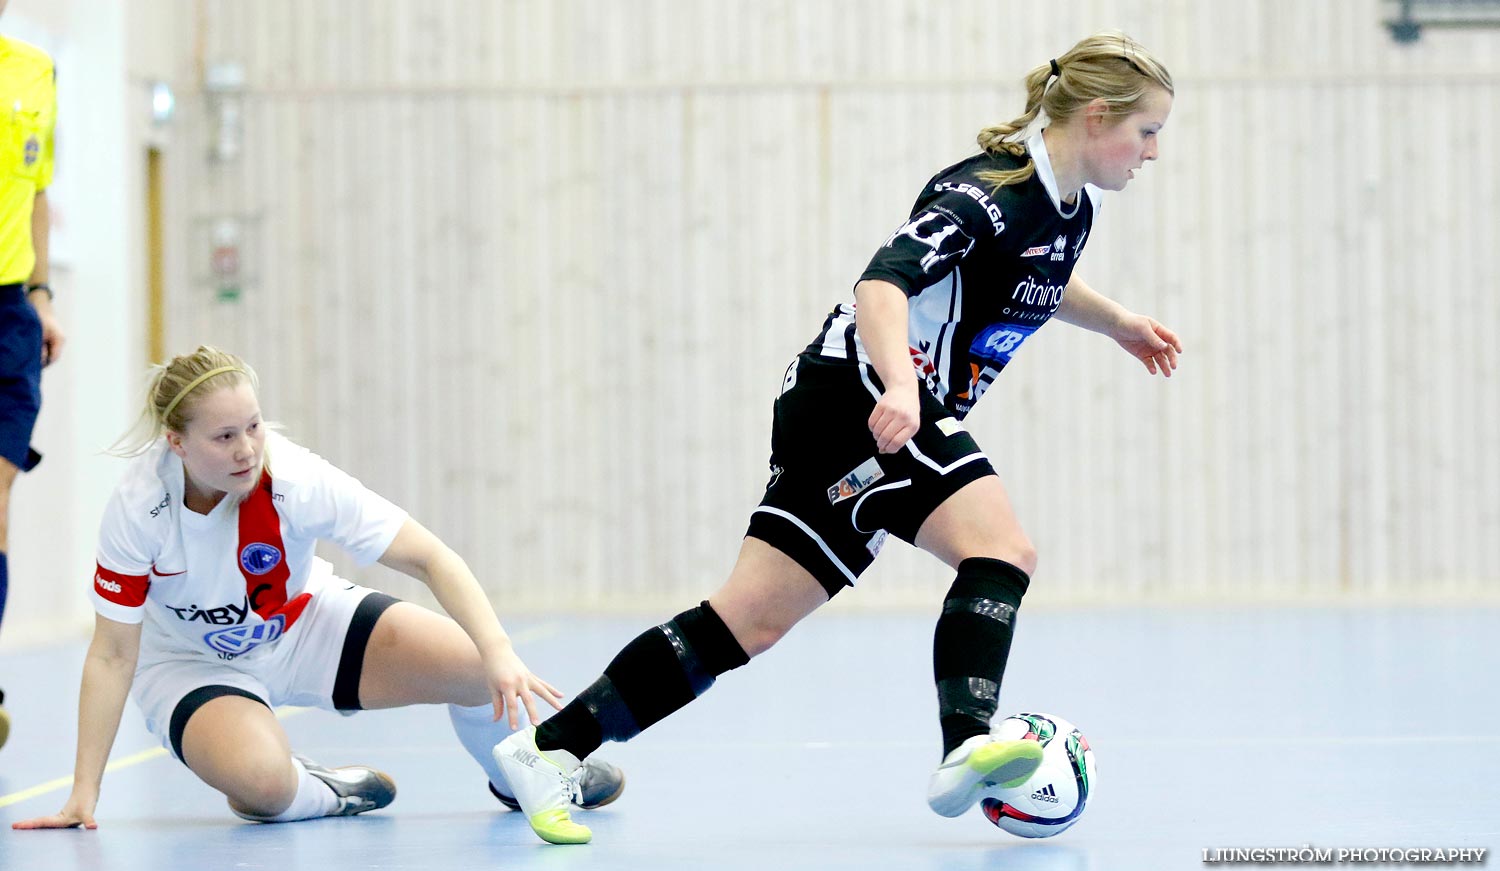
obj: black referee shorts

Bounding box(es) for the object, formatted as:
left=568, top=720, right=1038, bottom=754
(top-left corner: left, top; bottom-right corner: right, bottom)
left=745, top=353, right=995, bottom=598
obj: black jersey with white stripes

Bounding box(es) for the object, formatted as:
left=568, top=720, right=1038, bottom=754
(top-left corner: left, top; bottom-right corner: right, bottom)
left=806, top=131, right=1101, bottom=419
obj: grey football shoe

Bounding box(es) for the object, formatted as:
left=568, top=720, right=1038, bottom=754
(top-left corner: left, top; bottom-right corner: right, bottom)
left=294, top=754, right=398, bottom=816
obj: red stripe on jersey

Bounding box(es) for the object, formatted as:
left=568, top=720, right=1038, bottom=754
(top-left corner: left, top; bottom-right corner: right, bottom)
left=238, top=472, right=298, bottom=627
left=94, top=564, right=150, bottom=608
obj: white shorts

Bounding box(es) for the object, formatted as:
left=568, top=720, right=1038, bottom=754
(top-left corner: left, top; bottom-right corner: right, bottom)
left=131, top=580, right=397, bottom=760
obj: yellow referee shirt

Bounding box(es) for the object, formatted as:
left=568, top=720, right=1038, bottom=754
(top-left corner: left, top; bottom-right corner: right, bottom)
left=0, top=35, right=55, bottom=285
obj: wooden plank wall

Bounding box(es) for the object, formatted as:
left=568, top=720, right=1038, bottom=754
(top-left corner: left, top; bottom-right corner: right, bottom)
left=157, top=0, right=1500, bottom=610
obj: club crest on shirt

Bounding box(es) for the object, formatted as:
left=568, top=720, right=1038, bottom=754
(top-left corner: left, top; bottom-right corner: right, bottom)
left=239, top=542, right=283, bottom=575
left=828, top=457, right=885, bottom=505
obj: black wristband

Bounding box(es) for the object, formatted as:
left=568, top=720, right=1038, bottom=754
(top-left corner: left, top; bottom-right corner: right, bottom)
left=26, top=283, right=52, bottom=301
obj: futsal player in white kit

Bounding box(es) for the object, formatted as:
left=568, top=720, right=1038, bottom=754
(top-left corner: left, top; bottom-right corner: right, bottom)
left=12, top=346, right=624, bottom=828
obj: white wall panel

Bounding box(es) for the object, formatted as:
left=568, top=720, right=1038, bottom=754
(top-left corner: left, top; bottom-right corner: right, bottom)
left=143, top=0, right=1500, bottom=611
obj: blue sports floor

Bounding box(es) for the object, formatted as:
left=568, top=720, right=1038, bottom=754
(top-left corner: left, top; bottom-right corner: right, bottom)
left=2, top=607, right=1496, bottom=870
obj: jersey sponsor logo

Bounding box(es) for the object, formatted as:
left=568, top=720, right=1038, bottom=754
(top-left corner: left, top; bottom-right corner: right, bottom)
left=24, top=134, right=40, bottom=167
left=932, top=181, right=1005, bottom=235
left=936, top=417, right=964, bottom=437
left=204, top=613, right=287, bottom=658
left=165, top=597, right=250, bottom=625
left=202, top=592, right=312, bottom=659
left=971, top=324, right=1039, bottom=367
left=1011, top=276, right=1066, bottom=308
left=963, top=323, right=1040, bottom=406
left=94, top=564, right=150, bottom=607
left=828, top=457, right=885, bottom=505
left=1050, top=234, right=1067, bottom=261
left=908, top=345, right=938, bottom=381
left=149, top=493, right=170, bottom=518
left=866, top=529, right=889, bottom=558
left=909, top=343, right=944, bottom=398
left=239, top=542, right=283, bottom=576
left=888, top=210, right=975, bottom=274
left=1072, top=229, right=1088, bottom=259
left=1021, top=245, right=1050, bottom=258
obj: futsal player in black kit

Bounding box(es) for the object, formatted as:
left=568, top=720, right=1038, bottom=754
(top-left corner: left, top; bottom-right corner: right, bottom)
left=497, top=30, right=1183, bottom=844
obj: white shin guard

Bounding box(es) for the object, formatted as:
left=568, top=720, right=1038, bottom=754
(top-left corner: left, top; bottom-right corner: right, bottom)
left=447, top=703, right=517, bottom=795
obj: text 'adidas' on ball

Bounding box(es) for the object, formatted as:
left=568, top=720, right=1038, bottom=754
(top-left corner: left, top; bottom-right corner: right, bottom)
left=980, top=712, right=1096, bottom=838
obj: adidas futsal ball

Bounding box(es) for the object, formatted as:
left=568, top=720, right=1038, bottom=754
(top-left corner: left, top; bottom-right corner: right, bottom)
left=980, top=712, right=1096, bottom=838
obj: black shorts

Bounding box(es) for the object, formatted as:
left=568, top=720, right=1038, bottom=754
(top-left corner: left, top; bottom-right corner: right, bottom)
left=0, top=285, right=43, bottom=472
left=745, top=353, right=995, bottom=598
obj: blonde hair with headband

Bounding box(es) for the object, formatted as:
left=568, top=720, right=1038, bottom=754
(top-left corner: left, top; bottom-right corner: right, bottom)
left=109, top=347, right=259, bottom=457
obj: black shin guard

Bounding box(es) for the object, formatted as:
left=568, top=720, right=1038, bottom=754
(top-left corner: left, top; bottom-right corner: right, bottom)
left=536, top=601, right=749, bottom=759
left=933, top=557, right=1030, bottom=757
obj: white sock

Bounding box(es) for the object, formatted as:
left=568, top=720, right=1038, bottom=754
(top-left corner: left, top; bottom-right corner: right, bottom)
left=448, top=703, right=517, bottom=795
left=230, top=756, right=341, bottom=822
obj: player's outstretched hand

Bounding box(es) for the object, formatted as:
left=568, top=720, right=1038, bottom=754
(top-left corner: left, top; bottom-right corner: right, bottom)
left=12, top=792, right=99, bottom=830
left=1111, top=314, right=1182, bottom=377
left=484, top=645, right=566, bottom=730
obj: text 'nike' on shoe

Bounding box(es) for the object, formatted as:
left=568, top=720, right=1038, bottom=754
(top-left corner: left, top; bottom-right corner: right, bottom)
left=491, top=755, right=626, bottom=812
left=493, top=726, right=591, bottom=844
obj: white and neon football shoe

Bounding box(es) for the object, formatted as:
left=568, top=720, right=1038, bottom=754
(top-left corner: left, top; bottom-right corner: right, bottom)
left=926, top=735, right=1044, bottom=817
left=493, top=726, right=591, bottom=844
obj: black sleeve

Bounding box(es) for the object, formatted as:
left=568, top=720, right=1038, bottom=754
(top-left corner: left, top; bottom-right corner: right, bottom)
left=859, top=187, right=1002, bottom=297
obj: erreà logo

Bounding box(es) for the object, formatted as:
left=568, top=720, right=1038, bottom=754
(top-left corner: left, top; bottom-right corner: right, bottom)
left=1031, top=783, right=1059, bottom=803
left=239, top=542, right=282, bottom=575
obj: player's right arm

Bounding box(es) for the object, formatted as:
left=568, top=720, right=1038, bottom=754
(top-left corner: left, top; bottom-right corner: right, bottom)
left=855, top=278, right=922, bottom=454
left=856, top=182, right=1000, bottom=452
left=11, top=615, right=142, bottom=830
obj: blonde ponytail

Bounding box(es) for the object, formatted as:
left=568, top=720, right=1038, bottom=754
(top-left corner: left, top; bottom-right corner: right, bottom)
left=976, top=31, right=1174, bottom=192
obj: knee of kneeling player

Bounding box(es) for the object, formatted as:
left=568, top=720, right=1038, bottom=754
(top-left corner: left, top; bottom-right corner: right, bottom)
left=227, top=765, right=299, bottom=816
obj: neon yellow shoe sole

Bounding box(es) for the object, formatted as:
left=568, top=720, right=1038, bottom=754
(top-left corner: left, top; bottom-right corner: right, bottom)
left=529, top=808, right=592, bottom=845
left=969, top=739, right=1045, bottom=789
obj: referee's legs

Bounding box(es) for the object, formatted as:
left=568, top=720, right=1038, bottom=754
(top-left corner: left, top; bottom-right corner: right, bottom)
left=0, top=456, right=14, bottom=750
left=0, top=454, right=16, bottom=629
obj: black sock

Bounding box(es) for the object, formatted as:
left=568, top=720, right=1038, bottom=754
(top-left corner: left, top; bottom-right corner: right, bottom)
left=536, top=601, right=749, bottom=760
left=933, top=557, right=1029, bottom=757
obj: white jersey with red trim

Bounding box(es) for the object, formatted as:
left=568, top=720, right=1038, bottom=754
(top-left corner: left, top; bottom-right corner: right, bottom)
left=91, top=431, right=407, bottom=667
